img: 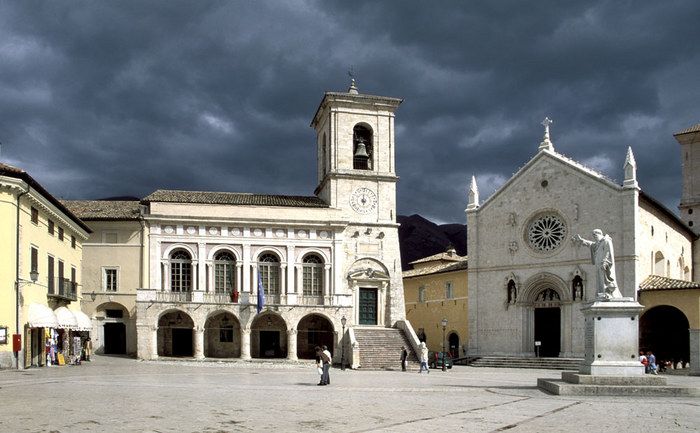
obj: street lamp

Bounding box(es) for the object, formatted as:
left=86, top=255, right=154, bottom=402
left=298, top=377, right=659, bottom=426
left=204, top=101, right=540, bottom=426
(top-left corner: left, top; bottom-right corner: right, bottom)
left=442, top=317, right=448, bottom=372
left=340, top=315, right=347, bottom=371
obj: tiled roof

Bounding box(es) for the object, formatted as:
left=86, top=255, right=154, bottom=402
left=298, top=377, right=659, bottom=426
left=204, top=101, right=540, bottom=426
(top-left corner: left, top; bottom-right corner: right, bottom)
left=403, top=260, right=468, bottom=278
left=61, top=200, right=142, bottom=220
left=403, top=252, right=468, bottom=278
left=409, top=251, right=465, bottom=266
left=674, top=123, right=700, bottom=136
left=142, top=189, right=328, bottom=208
left=0, top=162, right=25, bottom=174
left=639, top=275, right=700, bottom=291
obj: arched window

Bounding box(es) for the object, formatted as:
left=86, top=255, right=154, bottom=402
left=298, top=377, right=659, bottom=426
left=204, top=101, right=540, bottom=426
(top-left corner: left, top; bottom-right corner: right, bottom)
left=170, top=250, right=192, bottom=292
left=259, top=253, right=280, bottom=294
left=353, top=124, right=373, bottom=170
left=214, top=251, right=236, bottom=293
left=302, top=254, right=323, bottom=296
left=654, top=251, right=665, bottom=276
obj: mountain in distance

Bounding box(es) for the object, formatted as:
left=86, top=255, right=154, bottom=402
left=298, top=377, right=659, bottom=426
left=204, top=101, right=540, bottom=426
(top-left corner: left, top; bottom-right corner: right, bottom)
left=397, top=214, right=467, bottom=271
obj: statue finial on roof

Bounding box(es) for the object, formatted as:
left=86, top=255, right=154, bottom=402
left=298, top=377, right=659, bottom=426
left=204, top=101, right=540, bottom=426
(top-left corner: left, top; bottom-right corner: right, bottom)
left=348, top=66, right=358, bottom=94
left=539, top=117, right=554, bottom=152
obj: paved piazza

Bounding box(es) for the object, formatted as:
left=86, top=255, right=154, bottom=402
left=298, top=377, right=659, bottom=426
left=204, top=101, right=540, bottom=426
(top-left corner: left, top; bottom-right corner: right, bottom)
left=1, top=356, right=700, bottom=432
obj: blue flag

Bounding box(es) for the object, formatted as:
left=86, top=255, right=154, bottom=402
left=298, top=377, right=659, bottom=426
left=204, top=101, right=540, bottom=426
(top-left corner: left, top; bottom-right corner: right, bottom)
left=257, top=271, right=265, bottom=314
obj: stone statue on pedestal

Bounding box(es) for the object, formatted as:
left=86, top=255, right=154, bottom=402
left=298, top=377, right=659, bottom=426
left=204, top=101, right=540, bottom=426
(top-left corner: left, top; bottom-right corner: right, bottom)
left=573, top=229, right=622, bottom=300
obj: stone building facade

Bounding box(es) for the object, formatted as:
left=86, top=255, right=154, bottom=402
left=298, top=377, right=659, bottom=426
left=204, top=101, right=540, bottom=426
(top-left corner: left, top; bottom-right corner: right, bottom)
left=67, top=82, right=407, bottom=364
left=403, top=248, right=468, bottom=359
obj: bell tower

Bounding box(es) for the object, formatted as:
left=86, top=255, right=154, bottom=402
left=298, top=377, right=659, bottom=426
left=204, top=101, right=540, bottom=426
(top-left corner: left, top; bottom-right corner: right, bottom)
left=675, top=123, right=700, bottom=235
left=310, top=80, right=406, bottom=327
left=311, top=79, right=403, bottom=222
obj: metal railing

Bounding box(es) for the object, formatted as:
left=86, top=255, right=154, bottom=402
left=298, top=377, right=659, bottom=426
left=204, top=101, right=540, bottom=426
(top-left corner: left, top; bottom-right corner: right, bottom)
left=48, top=278, right=77, bottom=301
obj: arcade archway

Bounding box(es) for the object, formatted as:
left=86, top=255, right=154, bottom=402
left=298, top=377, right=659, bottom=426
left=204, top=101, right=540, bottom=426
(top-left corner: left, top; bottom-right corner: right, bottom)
left=640, top=305, right=689, bottom=364
left=157, top=310, right=194, bottom=357
left=297, top=314, right=334, bottom=359
left=251, top=313, right=287, bottom=358
left=204, top=312, right=241, bottom=358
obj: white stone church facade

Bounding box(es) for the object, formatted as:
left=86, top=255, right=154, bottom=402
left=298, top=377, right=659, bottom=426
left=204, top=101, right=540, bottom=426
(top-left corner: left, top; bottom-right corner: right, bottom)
left=466, top=123, right=696, bottom=361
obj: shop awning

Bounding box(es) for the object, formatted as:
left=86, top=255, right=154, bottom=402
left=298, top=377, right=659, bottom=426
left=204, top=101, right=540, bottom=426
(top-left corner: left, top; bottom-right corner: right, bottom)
left=72, top=311, right=93, bottom=331
left=54, top=307, right=79, bottom=329
left=27, top=303, right=59, bottom=328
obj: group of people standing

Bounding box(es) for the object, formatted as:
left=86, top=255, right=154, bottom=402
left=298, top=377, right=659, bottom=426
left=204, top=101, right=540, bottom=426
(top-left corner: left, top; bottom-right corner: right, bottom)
left=639, top=350, right=658, bottom=374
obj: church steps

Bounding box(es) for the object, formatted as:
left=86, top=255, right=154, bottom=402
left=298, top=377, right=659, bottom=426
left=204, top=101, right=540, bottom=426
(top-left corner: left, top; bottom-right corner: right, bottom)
left=468, top=356, right=583, bottom=370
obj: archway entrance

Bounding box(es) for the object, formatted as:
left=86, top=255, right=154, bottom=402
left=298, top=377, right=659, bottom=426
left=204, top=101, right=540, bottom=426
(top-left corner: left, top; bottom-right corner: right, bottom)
left=297, top=314, right=334, bottom=359
left=448, top=333, right=460, bottom=359
left=252, top=314, right=287, bottom=358
left=204, top=312, right=241, bottom=358
left=157, top=311, right=194, bottom=357
left=104, top=323, right=126, bottom=354
left=535, top=307, right=560, bottom=357
left=640, top=306, right=689, bottom=364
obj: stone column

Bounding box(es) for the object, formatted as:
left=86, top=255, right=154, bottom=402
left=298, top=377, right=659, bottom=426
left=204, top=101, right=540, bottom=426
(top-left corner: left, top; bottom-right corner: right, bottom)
left=287, top=329, right=298, bottom=361
left=151, top=326, right=159, bottom=360
left=240, top=328, right=251, bottom=360
left=690, top=328, right=700, bottom=376
left=193, top=326, right=204, bottom=360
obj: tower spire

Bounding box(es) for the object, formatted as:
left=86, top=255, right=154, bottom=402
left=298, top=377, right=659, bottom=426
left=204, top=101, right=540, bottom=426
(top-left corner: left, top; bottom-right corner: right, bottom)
left=467, top=176, right=480, bottom=210
left=539, top=117, right=554, bottom=152
left=623, top=146, right=638, bottom=189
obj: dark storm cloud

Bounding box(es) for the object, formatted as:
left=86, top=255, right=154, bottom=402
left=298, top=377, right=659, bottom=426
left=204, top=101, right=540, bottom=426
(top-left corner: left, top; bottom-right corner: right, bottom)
left=1, top=0, right=698, bottom=224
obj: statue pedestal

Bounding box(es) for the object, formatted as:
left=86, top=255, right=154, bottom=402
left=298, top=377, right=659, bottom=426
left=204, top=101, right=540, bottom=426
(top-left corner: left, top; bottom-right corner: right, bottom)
left=579, top=299, right=645, bottom=376
left=538, top=299, right=699, bottom=395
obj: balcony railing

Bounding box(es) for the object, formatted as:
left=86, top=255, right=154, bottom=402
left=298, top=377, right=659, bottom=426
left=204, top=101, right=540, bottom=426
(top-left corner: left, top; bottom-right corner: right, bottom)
left=48, top=278, right=77, bottom=301
left=155, top=291, right=193, bottom=303
left=299, top=295, right=324, bottom=305
left=203, top=292, right=239, bottom=304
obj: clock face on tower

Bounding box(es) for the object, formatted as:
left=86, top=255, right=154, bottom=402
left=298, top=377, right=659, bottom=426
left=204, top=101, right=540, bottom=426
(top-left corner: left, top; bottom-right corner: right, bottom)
left=350, top=187, right=377, bottom=214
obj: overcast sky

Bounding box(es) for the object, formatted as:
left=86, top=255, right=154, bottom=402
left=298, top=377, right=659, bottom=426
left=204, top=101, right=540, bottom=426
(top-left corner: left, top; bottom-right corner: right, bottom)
left=1, top=1, right=698, bottom=224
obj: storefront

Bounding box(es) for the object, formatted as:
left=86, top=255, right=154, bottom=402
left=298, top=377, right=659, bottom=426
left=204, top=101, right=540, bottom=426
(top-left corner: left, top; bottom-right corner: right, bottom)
left=24, top=304, right=92, bottom=368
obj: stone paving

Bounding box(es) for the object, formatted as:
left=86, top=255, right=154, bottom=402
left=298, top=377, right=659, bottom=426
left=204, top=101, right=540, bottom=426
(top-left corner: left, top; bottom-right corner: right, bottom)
left=1, top=355, right=700, bottom=432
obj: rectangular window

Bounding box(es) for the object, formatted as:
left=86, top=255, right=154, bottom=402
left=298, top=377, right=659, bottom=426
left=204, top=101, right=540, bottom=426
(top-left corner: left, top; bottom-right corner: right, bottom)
left=48, top=220, right=54, bottom=235
left=31, top=207, right=39, bottom=225
left=105, top=309, right=123, bottom=318
left=30, top=247, right=38, bottom=273
left=47, top=256, right=55, bottom=294
left=71, top=236, right=76, bottom=249
left=58, top=227, right=64, bottom=241
left=103, top=268, right=118, bottom=291
left=445, top=281, right=454, bottom=299
left=418, top=285, right=426, bottom=302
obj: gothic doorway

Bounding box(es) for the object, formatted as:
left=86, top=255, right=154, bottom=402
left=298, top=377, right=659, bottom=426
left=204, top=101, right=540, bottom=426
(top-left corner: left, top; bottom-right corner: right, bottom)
left=535, top=307, right=560, bottom=357
left=640, top=306, right=689, bottom=364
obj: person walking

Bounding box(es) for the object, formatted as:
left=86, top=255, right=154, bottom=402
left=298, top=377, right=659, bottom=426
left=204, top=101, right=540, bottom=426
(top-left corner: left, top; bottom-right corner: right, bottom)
left=647, top=351, right=658, bottom=375
left=418, top=342, right=429, bottom=373
left=318, top=345, right=332, bottom=386
left=400, top=346, right=408, bottom=371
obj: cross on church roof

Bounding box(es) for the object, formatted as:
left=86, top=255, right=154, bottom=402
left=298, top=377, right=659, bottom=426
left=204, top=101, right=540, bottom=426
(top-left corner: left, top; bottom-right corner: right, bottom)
left=539, top=117, right=554, bottom=152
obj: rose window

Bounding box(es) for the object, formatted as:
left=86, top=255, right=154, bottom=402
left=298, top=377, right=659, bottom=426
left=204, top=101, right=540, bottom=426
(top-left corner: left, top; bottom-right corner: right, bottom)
left=527, top=215, right=566, bottom=252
